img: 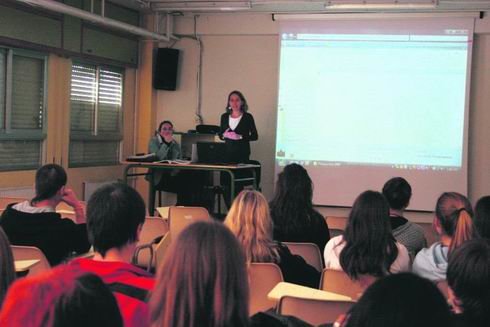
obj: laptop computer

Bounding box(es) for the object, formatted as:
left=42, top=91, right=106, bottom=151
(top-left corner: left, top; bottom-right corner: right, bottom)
left=196, top=142, right=230, bottom=164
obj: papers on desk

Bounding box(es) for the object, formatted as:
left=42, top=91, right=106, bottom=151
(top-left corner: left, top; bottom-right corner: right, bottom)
left=127, top=153, right=158, bottom=162
left=157, top=159, right=192, bottom=164
left=268, top=282, right=353, bottom=302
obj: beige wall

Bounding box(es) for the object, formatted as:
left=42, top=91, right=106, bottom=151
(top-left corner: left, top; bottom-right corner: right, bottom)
left=156, top=13, right=490, bottom=222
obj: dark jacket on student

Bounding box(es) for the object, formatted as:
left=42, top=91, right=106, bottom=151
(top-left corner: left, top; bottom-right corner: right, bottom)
left=0, top=203, right=90, bottom=266
left=220, top=112, right=258, bottom=163
left=275, top=242, right=321, bottom=288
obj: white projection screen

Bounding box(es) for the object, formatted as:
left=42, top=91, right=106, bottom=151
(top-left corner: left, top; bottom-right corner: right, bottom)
left=275, top=17, right=474, bottom=211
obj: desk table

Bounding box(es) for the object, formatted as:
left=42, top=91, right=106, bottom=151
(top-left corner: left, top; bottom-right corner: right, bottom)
left=122, top=161, right=260, bottom=214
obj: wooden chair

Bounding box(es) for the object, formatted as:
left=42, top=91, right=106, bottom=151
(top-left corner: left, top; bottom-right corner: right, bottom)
left=132, top=216, right=169, bottom=271
left=320, top=269, right=374, bottom=300
left=277, top=295, right=354, bottom=326
left=168, top=206, right=210, bottom=240
left=11, top=245, right=51, bottom=276
left=248, top=262, right=284, bottom=316
left=283, top=242, right=323, bottom=272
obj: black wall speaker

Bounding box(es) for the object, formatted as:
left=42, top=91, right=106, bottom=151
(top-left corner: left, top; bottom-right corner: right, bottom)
left=153, top=48, right=180, bottom=90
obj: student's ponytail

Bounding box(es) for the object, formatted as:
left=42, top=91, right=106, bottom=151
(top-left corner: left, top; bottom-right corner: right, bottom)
left=449, top=208, right=475, bottom=254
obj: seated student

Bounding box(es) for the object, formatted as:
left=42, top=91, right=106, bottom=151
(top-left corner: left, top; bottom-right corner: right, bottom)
left=382, top=177, right=427, bottom=258
left=69, top=183, right=154, bottom=327
left=413, top=192, right=476, bottom=282
left=335, top=273, right=452, bottom=327
left=149, top=221, right=249, bottom=327
left=0, top=227, right=15, bottom=308
left=0, top=164, right=90, bottom=266
left=0, top=266, right=122, bottom=327
left=324, top=191, right=410, bottom=282
left=147, top=120, right=209, bottom=208
left=474, top=195, right=490, bottom=239
left=225, top=190, right=320, bottom=288
left=447, top=239, right=490, bottom=327
left=270, top=163, right=330, bottom=253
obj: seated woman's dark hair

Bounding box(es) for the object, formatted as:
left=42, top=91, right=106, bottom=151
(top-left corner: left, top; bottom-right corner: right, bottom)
left=447, top=239, right=490, bottom=327
left=474, top=195, right=490, bottom=239
left=0, top=267, right=123, bottom=327
left=270, top=163, right=315, bottom=233
left=345, top=273, right=452, bottom=327
left=150, top=220, right=249, bottom=327
left=340, top=190, right=398, bottom=279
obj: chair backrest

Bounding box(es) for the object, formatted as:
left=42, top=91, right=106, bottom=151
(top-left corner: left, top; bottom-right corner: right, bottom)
left=248, top=262, right=284, bottom=316
left=283, top=242, right=323, bottom=272
left=277, top=296, right=354, bottom=326
left=320, top=269, right=373, bottom=300
left=11, top=245, right=51, bottom=276
left=133, top=217, right=169, bottom=270
left=168, top=206, right=210, bottom=240
left=0, top=197, right=28, bottom=210
left=325, top=216, right=347, bottom=231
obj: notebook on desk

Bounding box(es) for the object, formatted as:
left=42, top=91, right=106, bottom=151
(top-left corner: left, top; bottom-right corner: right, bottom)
left=196, top=142, right=230, bottom=164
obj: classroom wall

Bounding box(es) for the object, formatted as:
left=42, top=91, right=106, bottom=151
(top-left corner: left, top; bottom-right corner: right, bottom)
left=156, top=13, right=490, bottom=222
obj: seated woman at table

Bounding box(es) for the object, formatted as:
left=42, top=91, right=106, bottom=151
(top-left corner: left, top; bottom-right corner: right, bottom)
left=147, top=120, right=209, bottom=207
left=224, top=190, right=320, bottom=288
left=0, top=227, right=15, bottom=308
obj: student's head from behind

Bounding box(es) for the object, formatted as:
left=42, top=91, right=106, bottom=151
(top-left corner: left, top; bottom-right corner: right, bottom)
left=345, top=273, right=452, bottom=327
left=0, top=227, right=15, bottom=308
left=87, top=183, right=146, bottom=257
left=271, top=163, right=313, bottom=210
left=32, top=164, right=67, bottom=203
left=434, top=192, right=475, bottom=253
left=340, top=190, right=398, bottom=279
left=382, top=177, right=412, bottom=210
left=157, top=120, right=174, bottom=138
left=474, top=195, right=490, bottom=239
left=0, top=267, right=122, bottom=327
left=226, top=90, right=248, bottom=113
left=224, top=190, right=277, bottom=263
left=447, top=239, right=490, bottom=326
left=150, top=221, right=249, bottom=327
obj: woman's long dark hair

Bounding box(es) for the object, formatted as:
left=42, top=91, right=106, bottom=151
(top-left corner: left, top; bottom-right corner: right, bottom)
left=339, top=191, right=398, bottom=280
left=270, top=164, right=315, bottom=234
left=345, top=273, right=452, bottom=327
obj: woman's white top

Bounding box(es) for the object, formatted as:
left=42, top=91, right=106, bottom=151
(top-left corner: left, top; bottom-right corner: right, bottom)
left=323, top=235, right=411, bottom=273
left=229, top=114, right=242, bottom=130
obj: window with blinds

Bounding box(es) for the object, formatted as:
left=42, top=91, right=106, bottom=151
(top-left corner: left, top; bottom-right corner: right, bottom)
left=69, top=62, right=123, bottom=167
left=0, top=48, right=46, bottom=171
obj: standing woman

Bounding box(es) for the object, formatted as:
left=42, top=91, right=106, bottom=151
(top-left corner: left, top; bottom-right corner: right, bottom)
left=220, top=90, right=258, bottom=163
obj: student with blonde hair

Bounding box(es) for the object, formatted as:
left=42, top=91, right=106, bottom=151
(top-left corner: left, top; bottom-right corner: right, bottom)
left=413, top=192, right=476, bottom=282
left=149, top=221, right=249, bottom=327
left=225, top=190, right=320, bottom=288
